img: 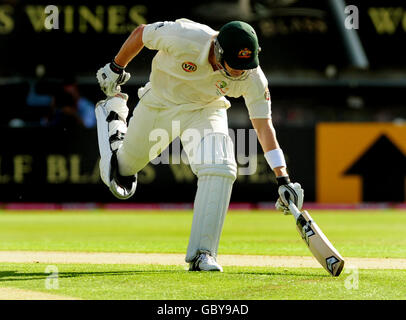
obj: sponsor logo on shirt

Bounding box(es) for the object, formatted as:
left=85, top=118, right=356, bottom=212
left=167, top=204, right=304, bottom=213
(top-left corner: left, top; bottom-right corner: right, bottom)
left=154, top=22, right=165, bottom=30
left=182, top=62, right=197, bottom=72
left=238, top=48, right=252, bottom=59
left=215, top=80, right=229, bottom=95
left=264, top=87, right=270, bottom=101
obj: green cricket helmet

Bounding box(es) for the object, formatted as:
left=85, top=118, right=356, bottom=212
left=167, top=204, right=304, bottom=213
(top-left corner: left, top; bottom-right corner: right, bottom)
left=214, top=21, right=261, bottom=70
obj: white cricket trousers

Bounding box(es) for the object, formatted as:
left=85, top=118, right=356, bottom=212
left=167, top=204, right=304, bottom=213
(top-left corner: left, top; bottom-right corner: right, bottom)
left=117, top=101, right=232, bottom=175
left=117, top=93, right=237, bottom=263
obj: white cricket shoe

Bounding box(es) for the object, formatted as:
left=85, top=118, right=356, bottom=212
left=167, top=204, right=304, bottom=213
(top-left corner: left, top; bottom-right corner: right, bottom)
left=189, top=251, right=223, bottom=272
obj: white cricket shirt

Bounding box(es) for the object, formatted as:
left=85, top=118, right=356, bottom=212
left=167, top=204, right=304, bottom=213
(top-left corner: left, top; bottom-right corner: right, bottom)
left=140, top=18, right=272, bottom=119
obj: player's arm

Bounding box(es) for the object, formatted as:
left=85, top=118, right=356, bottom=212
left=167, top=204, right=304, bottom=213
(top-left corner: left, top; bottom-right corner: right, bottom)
left=114, top=24, right=146, bottom=67
left=243, top=66, right=304, bottom=213
left=96, top=24, right=146, bottom=97
left=96, top=21, right=184, bottom=96
left=250, top=118, right=304, bottom=213
left=251, top=118, right=287, bottom=177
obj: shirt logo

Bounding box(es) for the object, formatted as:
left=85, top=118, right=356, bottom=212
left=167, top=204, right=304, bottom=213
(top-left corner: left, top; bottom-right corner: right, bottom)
left=215, top=80, right=229, bottom=95
left=238, top=48, right=252, bottom=59
left=154, top=22, right=165, bottom=30
left=182, top=62, right=197, bottom=72
left=264, top=87, right=270, bottom=101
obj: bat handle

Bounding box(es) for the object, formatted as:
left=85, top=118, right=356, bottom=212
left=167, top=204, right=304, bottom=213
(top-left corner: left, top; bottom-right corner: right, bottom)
left=288, top=201, right=302, bottom=221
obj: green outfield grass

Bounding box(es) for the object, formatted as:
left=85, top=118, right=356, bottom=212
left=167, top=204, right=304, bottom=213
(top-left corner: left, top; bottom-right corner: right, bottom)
left=0, top=210, right=405, bottom=258
left=0, top=209, right=405, bottom=300
left=0, top=263, right=405, bottom=300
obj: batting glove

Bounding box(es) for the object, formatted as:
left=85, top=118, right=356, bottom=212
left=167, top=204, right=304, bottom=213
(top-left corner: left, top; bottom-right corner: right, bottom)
left=275, top=176, right=304, bottom=214
left=96, top=61, right=131, bottom=97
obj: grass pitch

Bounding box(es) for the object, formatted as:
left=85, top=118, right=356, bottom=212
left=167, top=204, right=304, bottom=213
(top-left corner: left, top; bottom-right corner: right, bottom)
left=1, top=263, right=405, bottom=300
left=0, top=209, right=405, bottom=300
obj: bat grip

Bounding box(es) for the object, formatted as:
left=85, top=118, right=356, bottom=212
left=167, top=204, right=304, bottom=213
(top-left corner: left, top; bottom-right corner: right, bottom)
left=288, top=201, right=302, bottom=220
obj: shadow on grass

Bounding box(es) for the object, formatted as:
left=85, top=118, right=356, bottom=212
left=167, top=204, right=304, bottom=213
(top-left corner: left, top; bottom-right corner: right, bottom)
left=228, top=271, right=330, bottom=278
left=0, top=269, right=186, bottom=282
left=0, top=268, right=331, bottom=283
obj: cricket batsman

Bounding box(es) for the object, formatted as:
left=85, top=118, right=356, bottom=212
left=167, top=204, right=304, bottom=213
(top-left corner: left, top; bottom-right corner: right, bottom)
left=95, top=19, right=304, bottom=272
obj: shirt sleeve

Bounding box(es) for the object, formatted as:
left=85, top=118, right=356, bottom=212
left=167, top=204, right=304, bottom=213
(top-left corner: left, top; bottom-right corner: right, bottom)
left=142, top=21, right=188, bottom=56
left=243, top=67, right=272, bottom=119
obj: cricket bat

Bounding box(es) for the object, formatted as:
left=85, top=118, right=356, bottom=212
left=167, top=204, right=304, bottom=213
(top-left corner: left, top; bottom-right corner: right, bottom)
left=288, top=201, right=345, bottom=276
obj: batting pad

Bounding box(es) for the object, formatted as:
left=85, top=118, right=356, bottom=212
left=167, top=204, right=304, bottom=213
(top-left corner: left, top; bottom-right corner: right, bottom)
left=95, top=102, right=112, bottom=186
left=185, top=175, right=234, bottom=262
